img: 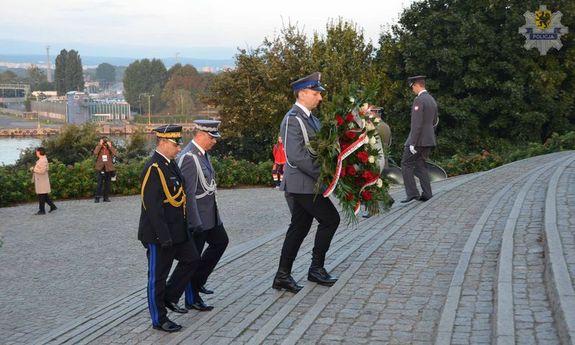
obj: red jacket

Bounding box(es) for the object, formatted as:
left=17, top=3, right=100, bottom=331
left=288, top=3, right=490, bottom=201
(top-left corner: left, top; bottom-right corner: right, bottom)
left=273, top=143, right=286, bottom=164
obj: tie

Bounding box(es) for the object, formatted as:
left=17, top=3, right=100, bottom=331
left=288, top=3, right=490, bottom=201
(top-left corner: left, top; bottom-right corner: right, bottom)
left=308, top=115, right=320, bottom=131
left=202, top=152, right=213, bottom=173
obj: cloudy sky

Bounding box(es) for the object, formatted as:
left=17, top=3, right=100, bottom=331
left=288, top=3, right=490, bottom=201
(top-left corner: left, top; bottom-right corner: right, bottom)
left=1, top=0, right=416, bottom=59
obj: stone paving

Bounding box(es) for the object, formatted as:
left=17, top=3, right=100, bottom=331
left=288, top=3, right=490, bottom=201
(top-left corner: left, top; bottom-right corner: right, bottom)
left=1, top=151, right=574, bottom=345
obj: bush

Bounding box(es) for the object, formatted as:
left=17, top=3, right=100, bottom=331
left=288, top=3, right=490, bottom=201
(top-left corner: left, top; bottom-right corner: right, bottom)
left=0, top=156, right=275, bottom=207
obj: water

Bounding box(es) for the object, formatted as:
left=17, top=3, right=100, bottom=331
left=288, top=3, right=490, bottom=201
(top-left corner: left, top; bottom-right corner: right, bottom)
left=0, top=137, right=42, bottom=165
left=0, top=134, right=195, bottom=166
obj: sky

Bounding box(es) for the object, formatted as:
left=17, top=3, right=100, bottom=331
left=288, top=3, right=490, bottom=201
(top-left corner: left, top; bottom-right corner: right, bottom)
left=0, top=0, right=416, bottom=60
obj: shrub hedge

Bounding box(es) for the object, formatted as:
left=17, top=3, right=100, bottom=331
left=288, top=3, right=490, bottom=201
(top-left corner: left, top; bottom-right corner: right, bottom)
left=0, top=157, right=275, bottom=207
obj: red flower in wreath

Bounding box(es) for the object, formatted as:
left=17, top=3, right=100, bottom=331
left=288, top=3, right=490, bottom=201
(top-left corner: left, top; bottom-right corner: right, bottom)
left=346, top=165, right=357, bottom=176
left=345, top=112, right=355, bottom=122
left=340, top=166, right=346, bottom=177
left=345, top=130, right=357, bottom=140
left=335, top=114, right=344, bottom=127
left=361, top=170, right=377, bottom=181
left=357, top=151, right=369, bottom=163
left=340, top=142, right=349, bottom=151
left=361, top=190, right=373, bottom=201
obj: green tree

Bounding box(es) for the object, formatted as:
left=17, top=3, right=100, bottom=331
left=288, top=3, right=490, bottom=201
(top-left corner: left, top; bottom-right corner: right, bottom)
left=54, top=49, right=85, bottom=96
left=161, top=64, right=214, bottom=115
left=123, top=58, right=168, bottom=114
left=26, top=65, right=47, bottom=91
left=0, top=71, right=18, bottom=83
left=208, top=20, right=377, bottom=161
left=376, top=0, right=575, bottom=156
left=96, top=63, right=116, bottom=88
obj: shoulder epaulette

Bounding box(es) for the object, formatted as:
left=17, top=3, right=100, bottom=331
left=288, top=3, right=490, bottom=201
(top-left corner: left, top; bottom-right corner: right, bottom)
left=288, top=109, right=299, bottom=116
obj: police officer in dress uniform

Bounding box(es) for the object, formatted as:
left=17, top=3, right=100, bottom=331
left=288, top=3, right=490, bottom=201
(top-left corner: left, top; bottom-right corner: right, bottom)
left=400, top=75, right=438, bottom=203
left=177, top=120, right=229, bottom=311
left=138, top=124, right=200, bottom=333
left=273, top=72, right=341, bottom=293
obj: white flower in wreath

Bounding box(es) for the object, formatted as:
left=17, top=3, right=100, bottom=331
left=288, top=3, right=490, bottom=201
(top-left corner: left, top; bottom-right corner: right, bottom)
left=348, top=122, right=355, bottom=129
left=376, top=178, right=383, bottom=188
left=369, top=136, right=377, bottom=146
left=349, top=97, right=355, bottom=103
left=373, top=117, right=381, bottom=124
left=368, top=155, right=376, bottom=163
left=366, top=122, right=375, bottom=131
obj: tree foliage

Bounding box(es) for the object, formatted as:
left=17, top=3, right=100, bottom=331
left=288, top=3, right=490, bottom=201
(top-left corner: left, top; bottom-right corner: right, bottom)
left=161, top=64, right=213, bottom=115
left=122, top=58, right=168, bottom=114
left=54, top=49, right=85, bottom=96
left=207, top=2, right=574, bottom=162
left=208, top=19, right=376, bottom=161
left=376, top=0, right=575, bottom=157
left=95, top=63, right=116, bottom=88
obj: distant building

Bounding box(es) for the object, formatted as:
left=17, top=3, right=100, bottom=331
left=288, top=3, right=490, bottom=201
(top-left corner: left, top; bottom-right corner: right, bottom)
left=66, top=92, right=91, bottom=124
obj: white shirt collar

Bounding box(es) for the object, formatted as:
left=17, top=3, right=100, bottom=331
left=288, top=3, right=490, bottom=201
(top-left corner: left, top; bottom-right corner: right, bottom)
left=295, top=102, right=311, bottom=117
left=155, top=150, right=171, bottom=163
left=192, top=139, right=206, bottom=155
left=418, top=89, right=428, bottom=96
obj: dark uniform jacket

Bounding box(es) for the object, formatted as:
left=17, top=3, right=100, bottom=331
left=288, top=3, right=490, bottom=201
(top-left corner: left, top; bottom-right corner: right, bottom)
left=178, top=143, right=222, bottom=232
left=138, top=151, right=189, bottom=245
left=279, top=104, right=321, bottom=194
left=404, top=91, right=438, bottom=147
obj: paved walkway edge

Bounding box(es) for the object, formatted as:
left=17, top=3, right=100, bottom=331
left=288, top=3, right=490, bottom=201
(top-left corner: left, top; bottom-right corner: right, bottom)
left=544, top=155, right=575, bottom=345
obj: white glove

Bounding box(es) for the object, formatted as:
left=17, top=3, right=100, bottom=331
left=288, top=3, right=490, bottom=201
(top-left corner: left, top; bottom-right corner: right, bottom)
left=409, top=145, right=417, bottom=154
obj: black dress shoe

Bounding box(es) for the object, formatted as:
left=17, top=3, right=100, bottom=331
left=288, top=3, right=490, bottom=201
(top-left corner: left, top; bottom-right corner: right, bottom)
left=103, top=198, right=111, bottom=202
left=49, top=206, right=58, bottom=213
left=153, top=319, right=182, bottom=333
left=164, top=300, right=188, bottom=314
left=272, top=274, right=303, bottom=293
left=418, top=195, right=432, bottom=202
left=35, top=211, right=46, bottom=215
left=185, top=296, right=214, bottom=311
left=308, top=267, right=337, bottom=286
left=199, top=285, right=214, bottom=294
left=400, top=196, right=419, bottom=203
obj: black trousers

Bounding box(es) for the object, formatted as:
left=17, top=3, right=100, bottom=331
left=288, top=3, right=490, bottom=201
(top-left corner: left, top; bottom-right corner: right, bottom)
left=184, top=224, right=228, bottom=304
left=146, top=240, right=199, bottom=326
left=280, top=193, right=340, bottom=265
left=95, top=171, right=113, bottom=199
left=401, top=146, right=432, bottom=199
left=37, top=193, right=56, bottom=213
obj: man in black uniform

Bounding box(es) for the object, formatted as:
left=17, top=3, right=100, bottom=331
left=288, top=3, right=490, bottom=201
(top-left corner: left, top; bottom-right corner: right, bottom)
left=138, top=124, right=199, bottom=333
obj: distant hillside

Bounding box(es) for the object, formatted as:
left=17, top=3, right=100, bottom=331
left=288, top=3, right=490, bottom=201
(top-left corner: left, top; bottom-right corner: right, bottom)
left=0, top=54, right=235, bottom=70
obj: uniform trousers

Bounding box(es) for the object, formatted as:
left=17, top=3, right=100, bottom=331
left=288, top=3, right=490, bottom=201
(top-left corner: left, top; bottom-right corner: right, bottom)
left=401, top=146, right=432, bottom=199
left=280, top=193, right=340, bottom=263
left=146, top=240, right=199, bottom=326
left=184, top=224, right=229, bottom=304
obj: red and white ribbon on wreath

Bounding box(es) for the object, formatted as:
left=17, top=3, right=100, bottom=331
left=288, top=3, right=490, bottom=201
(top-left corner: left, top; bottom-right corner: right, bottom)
left=352, top=176, right=380, bottom=215
left=323, top=131, right=368, bottom=198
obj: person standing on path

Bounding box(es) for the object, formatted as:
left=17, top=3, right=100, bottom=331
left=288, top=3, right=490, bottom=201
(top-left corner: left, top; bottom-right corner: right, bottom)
left=178, top=120, right=229, bottom=311
left=272, top=136, right=286, bottom=188
left=400, top=75, right=438, bottom=203
left=273, top=72, right=340, bottom=294
left=138, top=124, right=200, bottom=333
left=30, top=147, right=57, bottom=215
left=93, top=136, right=117, bottom=203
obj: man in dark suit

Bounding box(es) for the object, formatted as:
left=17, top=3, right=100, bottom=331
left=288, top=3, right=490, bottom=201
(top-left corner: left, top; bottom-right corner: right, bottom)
left=178, top=120, right=228, bottom=311
left=273, top=72, right=340, bottom=294
left=138, top=124, right=200, bottom=333
left=401, top=75, right=439, bottom=203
